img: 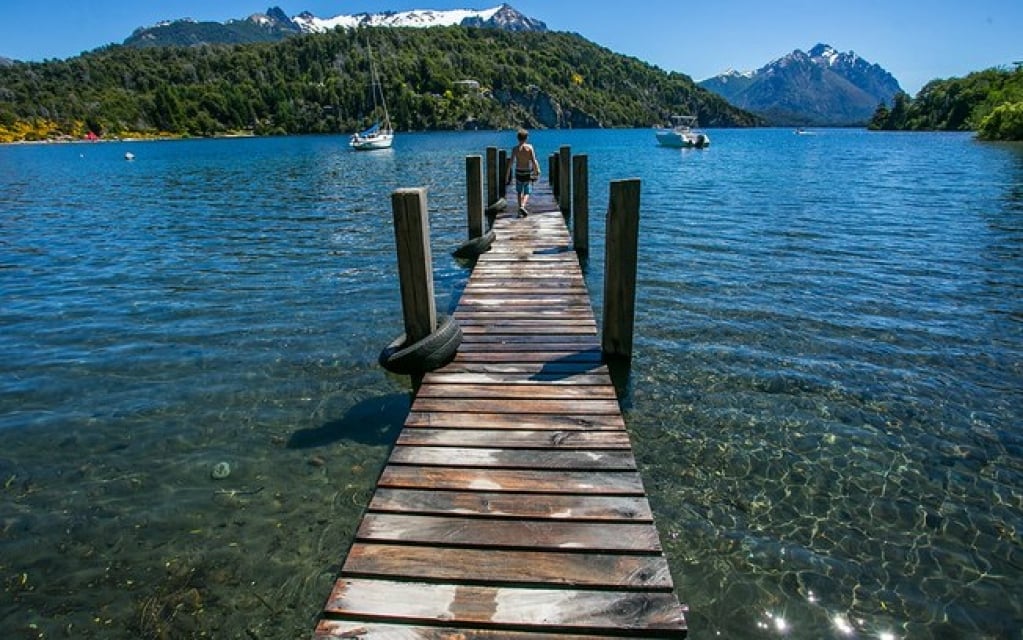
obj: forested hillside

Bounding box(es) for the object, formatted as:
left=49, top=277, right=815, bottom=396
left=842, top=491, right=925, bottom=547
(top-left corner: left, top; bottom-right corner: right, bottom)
left=869, top=65, right=1023, bottom=140
left=0, top=26, right=759, bottom=142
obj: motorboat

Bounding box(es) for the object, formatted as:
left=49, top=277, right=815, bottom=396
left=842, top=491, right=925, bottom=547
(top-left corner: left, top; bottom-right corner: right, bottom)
left=655, top=115, right=710, bottom=148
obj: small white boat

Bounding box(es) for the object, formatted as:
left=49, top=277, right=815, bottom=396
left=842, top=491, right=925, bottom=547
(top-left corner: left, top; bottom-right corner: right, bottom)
left=349, top=40, right=394, bottom=151
left=124, top=151, right=135, bottom=160
left=655, top=115, right=710, bottom=148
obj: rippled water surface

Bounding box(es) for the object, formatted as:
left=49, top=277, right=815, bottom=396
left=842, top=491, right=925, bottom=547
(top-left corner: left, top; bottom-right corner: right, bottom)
left=1, top=129, right=1021, bottom=638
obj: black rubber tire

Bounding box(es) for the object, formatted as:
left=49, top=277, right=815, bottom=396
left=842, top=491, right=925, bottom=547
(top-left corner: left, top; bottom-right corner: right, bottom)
left=378, top=314, right=463, bottom=375
left=452, top=230, right=496, bottom=258
left=485, top=197, right=507, bottom=214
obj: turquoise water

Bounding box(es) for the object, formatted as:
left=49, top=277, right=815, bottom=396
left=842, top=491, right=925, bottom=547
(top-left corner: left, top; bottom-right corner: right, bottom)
left=1, top=129, right=1021, bottom=638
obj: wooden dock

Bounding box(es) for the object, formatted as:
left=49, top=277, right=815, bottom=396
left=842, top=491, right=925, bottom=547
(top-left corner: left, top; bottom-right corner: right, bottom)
left=315, top=181, right=688, bottom=638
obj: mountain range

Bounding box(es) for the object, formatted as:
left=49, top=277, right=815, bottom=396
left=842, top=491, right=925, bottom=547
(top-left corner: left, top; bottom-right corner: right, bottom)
left=123, top=10, right=903, bottom=127
left=123, top=4, right=545, bottom=49
left=1, top=5, right=907, bottom=132
left=699, top=44, right=903, bottom=126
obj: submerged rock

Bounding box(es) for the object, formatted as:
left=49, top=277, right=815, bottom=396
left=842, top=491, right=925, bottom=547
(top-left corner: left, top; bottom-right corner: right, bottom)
left=210, top=461, right=231, bottom=480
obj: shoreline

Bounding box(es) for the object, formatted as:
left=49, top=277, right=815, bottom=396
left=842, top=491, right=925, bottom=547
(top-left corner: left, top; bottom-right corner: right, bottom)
left=0, top=131, right=258, bottom=146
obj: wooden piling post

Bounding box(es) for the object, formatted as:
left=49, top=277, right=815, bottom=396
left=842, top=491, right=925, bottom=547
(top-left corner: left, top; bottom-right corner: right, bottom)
left=498, top=149, right=508, bottom=199
left=559, top=145, right=571, bottom=217
left=550, top=153, right=559, bottom=199
left=572, top=154, right=589, bottom=253
left=486, top=146, right=498, bottom=207
left=466, top=155, right=484, bottom=239
left=391, top=188, right=437, bottom=348
left=602, top=179, right=640, bottom=360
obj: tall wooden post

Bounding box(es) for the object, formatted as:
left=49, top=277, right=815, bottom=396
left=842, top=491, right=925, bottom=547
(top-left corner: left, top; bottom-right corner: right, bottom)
left=572, top=154, right=589, bottom=253
left=486, top=146, right=498, bottom=207
left=466, top=155, right=484, bottom=239
left=549, top=153, right=559, bottom=200
left=558, top=145, right=571, bottom=217
left=391, top=188, right=437, bottom=348
left=602, top=179, right=640, bottom=360
left=498, top=149, right=508, bottom=199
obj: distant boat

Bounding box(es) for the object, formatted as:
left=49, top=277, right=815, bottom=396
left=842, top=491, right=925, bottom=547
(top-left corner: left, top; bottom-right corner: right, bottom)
left=795, top=128, right=816, bottom=136
left=349, top=40, right=393, bottom=151
left=124, top=151, right=135, bottom=160
left=655, top=115, right=710, bottom=149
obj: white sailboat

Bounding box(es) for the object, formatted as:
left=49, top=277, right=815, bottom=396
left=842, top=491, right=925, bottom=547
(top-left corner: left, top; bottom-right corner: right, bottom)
left=349, top=40, right=394, bottom=151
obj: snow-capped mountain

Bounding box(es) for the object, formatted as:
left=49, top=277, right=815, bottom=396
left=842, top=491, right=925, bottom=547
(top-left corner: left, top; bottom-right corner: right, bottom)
left=124, top=4, right=545, bottom=49
left=699, top=43, right=903, bottom=126
left=293, top=4, right=545, bottom=33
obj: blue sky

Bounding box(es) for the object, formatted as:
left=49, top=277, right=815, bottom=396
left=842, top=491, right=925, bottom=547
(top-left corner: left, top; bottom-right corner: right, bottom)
left=1, top=1, right=1019, bottom=95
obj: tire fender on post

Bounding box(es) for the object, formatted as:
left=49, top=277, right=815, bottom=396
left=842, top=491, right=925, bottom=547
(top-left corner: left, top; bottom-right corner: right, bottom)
left=452, top=230, right=496, bottom=259
left=378, top=314, right=463, bottom=375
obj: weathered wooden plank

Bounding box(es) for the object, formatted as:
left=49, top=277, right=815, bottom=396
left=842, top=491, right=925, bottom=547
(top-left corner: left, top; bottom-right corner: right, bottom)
left=452, top=306, right=597, bottom=316
left=396, top=428, right=631, bottom=449
left=458, top=334, right=599, bottom=345
left=415, top=383, right=617, bottom=400
left=411, top=398, right=621, bottom=415
left=404, top=411, right=626, bottom=430
left=459, top=323, right=596, bottom=334
left=450, top=351, right=604, bottom=363
left=464, top=278, right=585, bottom=287
left=341, top=544, right=674, bottom=589
left=388, top=445, right=636, bottom=470
left=424, top=371, right=608, bottom=385
left=455, top=344, right=606, bottom=355
left=378, top=466, right=646, bottom=494
left=323, top=579, right=686, bottom=635
left=315, top=620, right=629, bottom=639
left=457, top=299, right=593, bottom=309
left=356, top=513, right=662, bottom=552
left=436, top=361, right=609, bottom=376
left=367, top=488, right=652, bottom=520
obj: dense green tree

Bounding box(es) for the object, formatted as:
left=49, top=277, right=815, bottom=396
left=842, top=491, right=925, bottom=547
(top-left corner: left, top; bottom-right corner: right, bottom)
left=977, top=101, right=1023, bottom=141
left=0, top=25, right=759, bottom=140
left=868, top=65, right=1023, bottom=139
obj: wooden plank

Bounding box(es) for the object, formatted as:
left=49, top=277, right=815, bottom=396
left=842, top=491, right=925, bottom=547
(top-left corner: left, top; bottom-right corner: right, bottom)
left=458, top=335, right=600, bottom=345
left=367, top=488, right=653, bottom=520
left=396, top=428, right=631, bottom=449
left=404, top=411, right=626, bottom=430
left=411, top=398, right=621, bottom=415
left=315, top=620, right=627, bottom=639
left=322, top=579, right=686, bottom=636
left=459, top=323, right=596, bottom=333
left=356, top=513, right=662, bottom=551
left=341, top=544, right=674, bottom=589
left=436, top=361, right=609, bottom=375
left=451, top=351, right=604, bottom=363
left=415, top=383, right=618, bottom=400
left=377, top=466, right=646, bottom=494
left=424, top=371, right=609, bottom=385
left=463, top=277, right=586, bottom=286
left=388, top=445, right=636, bottom=470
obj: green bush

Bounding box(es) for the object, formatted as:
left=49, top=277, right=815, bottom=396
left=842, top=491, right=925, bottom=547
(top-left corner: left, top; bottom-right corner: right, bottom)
left=977, top=101, right=1023, bottom=141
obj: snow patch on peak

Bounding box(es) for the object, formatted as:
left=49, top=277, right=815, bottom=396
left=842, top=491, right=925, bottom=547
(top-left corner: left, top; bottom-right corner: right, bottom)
left=719, top=67, right=754, bottom=78
left=293, top=5, right=510, bottom=34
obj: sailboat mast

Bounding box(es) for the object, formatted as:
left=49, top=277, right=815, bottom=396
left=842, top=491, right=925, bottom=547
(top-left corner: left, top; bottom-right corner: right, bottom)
left=367, top=39, right=391, bottom=131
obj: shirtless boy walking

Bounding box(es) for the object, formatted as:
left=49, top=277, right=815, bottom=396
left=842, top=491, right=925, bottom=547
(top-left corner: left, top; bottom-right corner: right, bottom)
left=505, top=128, right=540, bottom=218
